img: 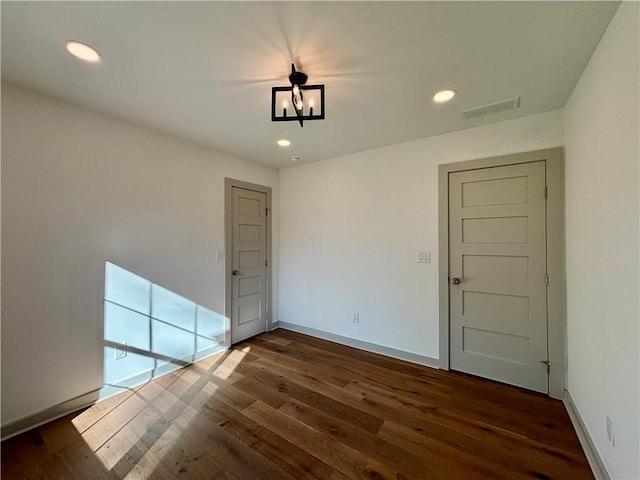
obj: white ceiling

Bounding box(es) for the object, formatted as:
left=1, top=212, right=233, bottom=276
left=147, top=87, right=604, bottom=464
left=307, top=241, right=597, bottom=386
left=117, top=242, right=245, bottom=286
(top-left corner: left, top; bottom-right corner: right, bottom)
left=1, top=1, right=619, bottom=168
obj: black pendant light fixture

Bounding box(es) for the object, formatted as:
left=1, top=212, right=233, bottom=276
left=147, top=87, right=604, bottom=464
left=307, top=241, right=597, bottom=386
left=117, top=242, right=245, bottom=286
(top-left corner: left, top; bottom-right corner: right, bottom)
left=271, top=64, right=325, bottom=127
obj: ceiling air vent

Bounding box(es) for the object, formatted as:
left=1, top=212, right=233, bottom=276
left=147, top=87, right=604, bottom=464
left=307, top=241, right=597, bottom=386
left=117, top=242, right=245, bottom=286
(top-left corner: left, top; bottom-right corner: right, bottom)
left=461, top=97, right=521, bottom=120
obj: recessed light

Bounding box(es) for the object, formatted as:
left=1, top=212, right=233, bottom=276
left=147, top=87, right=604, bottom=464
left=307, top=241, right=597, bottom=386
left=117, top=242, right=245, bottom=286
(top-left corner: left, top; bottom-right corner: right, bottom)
left=277, top=139, right=291, bottom=147
left=66, top=41, right=102, bottom=63
left=433, top=89, right=457, bottom=103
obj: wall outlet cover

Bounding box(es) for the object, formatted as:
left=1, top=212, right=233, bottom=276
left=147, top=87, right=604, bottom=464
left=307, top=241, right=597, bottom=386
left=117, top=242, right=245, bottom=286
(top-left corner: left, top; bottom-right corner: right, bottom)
left=114, top=343, right=127, bottom=360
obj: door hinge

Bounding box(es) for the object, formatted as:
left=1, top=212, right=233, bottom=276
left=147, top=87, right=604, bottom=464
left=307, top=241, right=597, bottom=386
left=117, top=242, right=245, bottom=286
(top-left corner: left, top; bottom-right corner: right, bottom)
left=266, top=258, right=268, bottom=267
left=265, top=207, right=270, bottom=216
left=544, top=186, right=548, bottom=199
left=540, top=360, right=551, bottom=374
left=265, top=310, right=269, bottom=321
left=545, top=272, right=549, bottom=286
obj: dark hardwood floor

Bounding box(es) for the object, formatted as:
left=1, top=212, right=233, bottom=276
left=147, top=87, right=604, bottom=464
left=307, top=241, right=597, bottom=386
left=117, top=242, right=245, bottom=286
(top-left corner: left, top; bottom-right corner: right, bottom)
left=2, top=329, right=593, bottom=479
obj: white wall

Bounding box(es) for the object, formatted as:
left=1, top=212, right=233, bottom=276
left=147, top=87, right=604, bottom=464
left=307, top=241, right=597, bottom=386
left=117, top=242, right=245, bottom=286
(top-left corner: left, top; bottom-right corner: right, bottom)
left=563, top=3, right=639, bottom=478
left=1, top=83, right=279, bottom=426
left=279, top=110, right=563, bottom=359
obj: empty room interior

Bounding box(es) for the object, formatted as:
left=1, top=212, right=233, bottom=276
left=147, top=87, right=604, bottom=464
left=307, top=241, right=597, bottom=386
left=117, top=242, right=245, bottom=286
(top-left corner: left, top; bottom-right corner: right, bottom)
left=1, top=2, right=639, bottom=479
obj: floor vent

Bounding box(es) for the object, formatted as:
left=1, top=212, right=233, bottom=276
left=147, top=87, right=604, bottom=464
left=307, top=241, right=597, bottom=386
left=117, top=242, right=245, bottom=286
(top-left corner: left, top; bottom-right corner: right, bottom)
left=462, top=97, right=521, bottom=119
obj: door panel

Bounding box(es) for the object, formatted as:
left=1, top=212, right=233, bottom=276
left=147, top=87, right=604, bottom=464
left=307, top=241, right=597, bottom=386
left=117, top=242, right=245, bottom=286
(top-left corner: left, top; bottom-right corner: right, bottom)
left=461, top=175, right=528, bottom=206
left=449, top=161, right=548, bottom=393
left=231, top=187, right=267, bottom=343
left=462, top=216, right=528, bottom=243
left=462, top=327, right=529, bottom=364
left=463, top=255, right=529, bottom=283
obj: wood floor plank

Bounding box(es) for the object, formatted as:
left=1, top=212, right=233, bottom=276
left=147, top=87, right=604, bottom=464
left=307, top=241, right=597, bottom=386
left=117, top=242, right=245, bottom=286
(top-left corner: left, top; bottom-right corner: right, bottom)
left=170, top=368, right=336, bottom=480
left=231, top=375, right=291, bottom=409
left=70, top=389, right=137, bottom=434
left=378, top=420, right=532, bottom=480
left=344, top=377, right=589, bottom=476
left=243, top=400, right=402, bottom=480
left=234, top=360, right=384, bottom=434
left=243, top=340, right=354, bottom=388
left=132, top=427, right=231, bottom=479
left=278, top=397, right=443, bottom=479
left=250, top=335, right=452, bottom=399
left=193, top=396, right=335, bottom=480
left=253, top=331, right=293, bottom=346
left=273, top=329, right=443, bottom=379
left=80, top=393, right=149, bottom=452
left=182, top=417, right=297, bottom=480
left=2, top=328, right=593, bottom=480
left=38, top=412, right=87, bottom=455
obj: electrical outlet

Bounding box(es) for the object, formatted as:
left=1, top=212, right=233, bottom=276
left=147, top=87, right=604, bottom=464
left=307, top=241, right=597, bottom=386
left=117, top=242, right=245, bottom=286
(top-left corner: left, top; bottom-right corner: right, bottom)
left=216, top=249, right=224, bottom=263
left=353, top=312, right=360, bottom=323
left=606, top=415, right=615, bottom=446
left=114, top=343, right=127, bottom=360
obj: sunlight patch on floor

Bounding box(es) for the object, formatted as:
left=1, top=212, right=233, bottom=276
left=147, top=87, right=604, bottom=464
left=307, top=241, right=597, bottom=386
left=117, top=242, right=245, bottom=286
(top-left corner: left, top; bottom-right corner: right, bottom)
left=68, top=345, right=249, bottom=477
left=213, top=348, right=248, bottom=380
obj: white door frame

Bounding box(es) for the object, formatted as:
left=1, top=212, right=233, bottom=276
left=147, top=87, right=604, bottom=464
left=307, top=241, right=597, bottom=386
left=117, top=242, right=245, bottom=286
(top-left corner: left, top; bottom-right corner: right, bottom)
left=438, top=148, right=565, bottom=399
left=225, top=178, right=273, bottom=343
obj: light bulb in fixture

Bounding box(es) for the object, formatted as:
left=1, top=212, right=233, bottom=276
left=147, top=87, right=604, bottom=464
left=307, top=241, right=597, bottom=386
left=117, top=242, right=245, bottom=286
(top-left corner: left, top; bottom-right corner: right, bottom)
left=433, top=89, right=457, bottom=103
left=292, top=85, right=303, bottom=113
left=277, top=139, right=291, bottom=147
left=66, top=41, right=102, bottom=63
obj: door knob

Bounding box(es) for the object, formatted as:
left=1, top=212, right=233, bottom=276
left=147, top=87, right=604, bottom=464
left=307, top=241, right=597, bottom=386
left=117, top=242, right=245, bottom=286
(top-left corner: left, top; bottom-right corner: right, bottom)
left=232, top=269, right=240, bottom=276
left=451, top=277, right=461, bottom=285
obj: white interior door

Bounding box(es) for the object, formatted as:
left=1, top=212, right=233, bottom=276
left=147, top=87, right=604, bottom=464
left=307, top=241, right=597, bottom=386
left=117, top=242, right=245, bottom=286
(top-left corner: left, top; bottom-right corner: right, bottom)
left=231, top=187, right=268, bottom=344
left=449, top=161, right=548, bottom=393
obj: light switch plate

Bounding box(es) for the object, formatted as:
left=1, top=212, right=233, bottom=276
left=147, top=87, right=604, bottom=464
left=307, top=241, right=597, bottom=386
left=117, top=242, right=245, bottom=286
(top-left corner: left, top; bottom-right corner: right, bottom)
left=417, top=251, right=431, bottom=263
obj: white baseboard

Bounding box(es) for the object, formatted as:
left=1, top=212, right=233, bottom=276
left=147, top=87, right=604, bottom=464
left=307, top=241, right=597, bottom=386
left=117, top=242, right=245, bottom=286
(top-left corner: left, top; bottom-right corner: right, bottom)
left=1, top=345, right=228, bottom=442
left=277, top=322, right=440, bottom=369
left=563, top=390, right=611, bottom=480
left=1, top=389, right=101, bottom=441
